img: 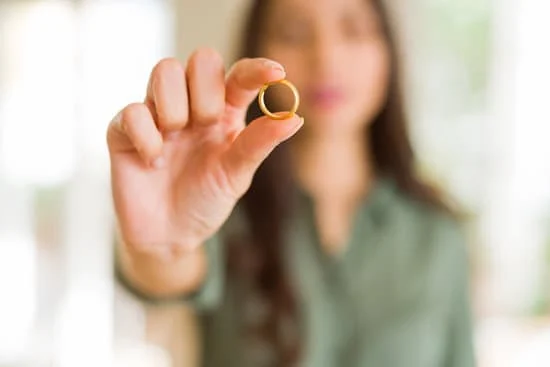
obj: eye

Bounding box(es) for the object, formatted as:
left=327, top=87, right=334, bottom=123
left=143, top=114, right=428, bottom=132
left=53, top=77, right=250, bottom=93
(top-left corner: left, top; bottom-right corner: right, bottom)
left=343, top=14, right=382, bottom=41
left=268, top=19, right=312, bottom=46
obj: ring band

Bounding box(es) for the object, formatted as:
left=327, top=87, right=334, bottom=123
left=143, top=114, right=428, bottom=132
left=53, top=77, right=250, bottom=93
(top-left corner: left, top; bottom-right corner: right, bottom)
left=258, top=79, right=300, bottom=120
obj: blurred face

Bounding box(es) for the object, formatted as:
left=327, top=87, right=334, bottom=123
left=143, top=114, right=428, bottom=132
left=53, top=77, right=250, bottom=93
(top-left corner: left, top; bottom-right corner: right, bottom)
left=259, top=0, right=391, bottom=137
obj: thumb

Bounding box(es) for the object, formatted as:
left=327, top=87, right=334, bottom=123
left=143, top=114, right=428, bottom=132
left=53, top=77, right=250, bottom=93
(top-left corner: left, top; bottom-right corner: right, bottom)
left=221, top=115, right=304, bottom=194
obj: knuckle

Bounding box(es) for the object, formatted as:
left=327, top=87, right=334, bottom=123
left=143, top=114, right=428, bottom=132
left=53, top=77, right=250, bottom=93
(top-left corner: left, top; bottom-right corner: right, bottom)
left=157, top=105, right=186, bottom=127
left=159, top=118, right=183, bottom=130
left=230, top=58, right=252, bottom=78
left=154, top=57, right=184, bottom=77
left=121, top=103, right=146, bottom=127
left=233, top=57, right=252, bottom=71
left=157, top=108, right=188, bottom=131
left=188, top=47, right=223, bottom=73
left=193, top=109, right=221, bottom=125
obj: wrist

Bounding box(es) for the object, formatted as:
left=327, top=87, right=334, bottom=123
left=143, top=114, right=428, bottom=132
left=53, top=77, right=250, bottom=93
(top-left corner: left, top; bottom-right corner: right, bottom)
left=117, top=237, right=207, bottom=298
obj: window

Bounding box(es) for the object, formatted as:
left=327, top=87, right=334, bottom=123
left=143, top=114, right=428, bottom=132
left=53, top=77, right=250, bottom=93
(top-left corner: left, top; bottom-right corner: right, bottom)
left=0, top=0, right=173, bottom=365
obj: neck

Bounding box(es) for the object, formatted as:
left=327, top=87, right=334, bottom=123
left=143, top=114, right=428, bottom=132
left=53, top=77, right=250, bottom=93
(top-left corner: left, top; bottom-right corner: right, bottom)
left=291, top=129, right=374, bottom=202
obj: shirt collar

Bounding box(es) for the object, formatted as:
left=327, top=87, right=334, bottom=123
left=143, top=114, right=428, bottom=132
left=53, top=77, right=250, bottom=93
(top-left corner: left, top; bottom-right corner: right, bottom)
left=294, top=175, right=399, bottom=231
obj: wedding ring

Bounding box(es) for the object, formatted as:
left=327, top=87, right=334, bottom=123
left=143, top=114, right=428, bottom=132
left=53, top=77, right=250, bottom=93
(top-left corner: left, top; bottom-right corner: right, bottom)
left=258, top=79, right=300, bottom=120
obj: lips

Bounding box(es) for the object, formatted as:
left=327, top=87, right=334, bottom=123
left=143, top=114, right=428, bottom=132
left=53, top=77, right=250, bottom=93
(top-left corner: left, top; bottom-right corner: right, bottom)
left=304, top=85, right=346, bottom=110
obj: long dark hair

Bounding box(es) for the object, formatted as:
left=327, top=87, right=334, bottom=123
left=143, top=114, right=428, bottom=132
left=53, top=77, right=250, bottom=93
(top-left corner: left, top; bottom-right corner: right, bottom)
left=227, top=0, right=451, bottom=364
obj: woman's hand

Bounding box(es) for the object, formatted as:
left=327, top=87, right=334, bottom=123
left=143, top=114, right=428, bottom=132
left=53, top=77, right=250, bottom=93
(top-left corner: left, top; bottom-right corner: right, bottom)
left=107, top=48, right=303, bottom=256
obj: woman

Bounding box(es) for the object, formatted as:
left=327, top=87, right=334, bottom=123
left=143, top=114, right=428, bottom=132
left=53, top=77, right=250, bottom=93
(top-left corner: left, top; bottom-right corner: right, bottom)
left=108, top=0, right=476, bottom=366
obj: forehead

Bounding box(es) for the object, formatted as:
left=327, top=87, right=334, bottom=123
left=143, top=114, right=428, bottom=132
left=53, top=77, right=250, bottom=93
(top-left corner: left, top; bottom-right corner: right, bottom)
left=264, top=0, right=377, bottom=19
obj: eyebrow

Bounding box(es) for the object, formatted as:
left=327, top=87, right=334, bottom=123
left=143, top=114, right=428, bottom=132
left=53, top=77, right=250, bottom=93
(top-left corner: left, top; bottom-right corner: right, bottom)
left=263, top=8, right=311, bottom=37
left=264, top=0, right=382, bottom=34
left=345, top=1, right=381, bottom=24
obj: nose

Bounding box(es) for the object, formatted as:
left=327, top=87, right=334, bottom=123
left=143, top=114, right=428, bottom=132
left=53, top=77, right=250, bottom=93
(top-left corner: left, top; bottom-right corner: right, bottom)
left=307, top=30, right=342, bottom=78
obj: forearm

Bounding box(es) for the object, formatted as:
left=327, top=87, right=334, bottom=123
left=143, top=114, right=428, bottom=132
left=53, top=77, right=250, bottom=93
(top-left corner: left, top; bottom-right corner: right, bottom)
left=117, top=238, right=208, bottom=299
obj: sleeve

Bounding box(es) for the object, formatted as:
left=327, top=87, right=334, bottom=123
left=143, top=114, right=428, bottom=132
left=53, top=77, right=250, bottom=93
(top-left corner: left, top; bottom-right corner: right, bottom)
left=114, top=233, right=225, bottom=311
left=441, top=219, right=477, bottom=367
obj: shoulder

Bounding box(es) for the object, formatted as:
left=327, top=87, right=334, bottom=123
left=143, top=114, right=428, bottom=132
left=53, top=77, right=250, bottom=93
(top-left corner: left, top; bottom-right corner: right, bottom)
left=382, top=183, right=468, bottom=268
left=368, top=181, right=471, bottom=305
left=390, top=183, right=464, bottom=242
left=384, top=185, right=471, bottom=292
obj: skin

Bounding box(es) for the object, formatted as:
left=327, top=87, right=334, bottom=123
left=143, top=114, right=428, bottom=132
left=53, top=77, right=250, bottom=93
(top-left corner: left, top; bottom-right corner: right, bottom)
left=109, top=0, right=390, bottom=297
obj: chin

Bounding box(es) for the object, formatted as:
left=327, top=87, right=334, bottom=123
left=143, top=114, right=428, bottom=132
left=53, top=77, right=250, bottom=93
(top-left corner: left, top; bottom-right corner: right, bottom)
left=302, top=109, right=367, bottom=136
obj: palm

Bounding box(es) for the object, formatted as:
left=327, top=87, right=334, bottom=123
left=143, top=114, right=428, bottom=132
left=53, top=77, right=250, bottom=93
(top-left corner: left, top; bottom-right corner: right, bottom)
left=112, top=115, right=237, bottom=249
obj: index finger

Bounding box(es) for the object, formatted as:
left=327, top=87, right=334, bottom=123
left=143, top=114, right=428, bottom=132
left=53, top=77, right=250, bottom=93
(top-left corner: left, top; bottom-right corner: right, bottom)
left=225, top=58, right=286, bottom=121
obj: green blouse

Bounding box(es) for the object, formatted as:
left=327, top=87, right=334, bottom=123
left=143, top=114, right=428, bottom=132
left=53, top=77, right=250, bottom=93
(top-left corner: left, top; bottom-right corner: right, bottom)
left=118, top=179, right=476, bottom=367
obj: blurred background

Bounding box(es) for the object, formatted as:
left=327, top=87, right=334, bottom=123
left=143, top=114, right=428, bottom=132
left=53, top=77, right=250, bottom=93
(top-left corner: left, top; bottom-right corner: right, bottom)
left=0, top=0, right=550, bottom=366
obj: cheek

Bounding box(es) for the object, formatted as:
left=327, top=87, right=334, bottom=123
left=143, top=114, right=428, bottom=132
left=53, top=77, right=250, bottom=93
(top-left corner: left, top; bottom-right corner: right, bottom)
left=351, top=44, right=391, bottom=120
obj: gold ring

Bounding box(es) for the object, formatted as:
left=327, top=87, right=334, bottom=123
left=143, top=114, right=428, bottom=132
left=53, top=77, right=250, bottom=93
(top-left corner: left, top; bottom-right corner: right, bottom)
left=258, top=79, right=300, bottom=120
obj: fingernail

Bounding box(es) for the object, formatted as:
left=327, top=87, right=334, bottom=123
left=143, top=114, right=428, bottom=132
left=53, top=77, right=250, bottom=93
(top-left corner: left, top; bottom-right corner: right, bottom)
left=286, top=116, right=304, bottom=137
left=151, top=156, right=166, bottom=169
left=294, top=117, right=305, bottom=132
left=263, top=59, right=285, bottom=73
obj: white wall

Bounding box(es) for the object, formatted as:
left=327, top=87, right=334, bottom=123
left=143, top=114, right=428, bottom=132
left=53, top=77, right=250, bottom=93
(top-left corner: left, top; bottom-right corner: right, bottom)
left=172, top=0, right=250, bottom=62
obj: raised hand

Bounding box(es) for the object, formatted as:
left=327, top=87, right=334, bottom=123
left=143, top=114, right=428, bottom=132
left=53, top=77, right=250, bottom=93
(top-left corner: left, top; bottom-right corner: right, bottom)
left=107, top=48, right=303, bottom=256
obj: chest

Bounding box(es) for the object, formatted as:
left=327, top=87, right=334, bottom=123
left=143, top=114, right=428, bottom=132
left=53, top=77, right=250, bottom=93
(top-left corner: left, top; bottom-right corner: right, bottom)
left=286, top=213, right=452, bottom=367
